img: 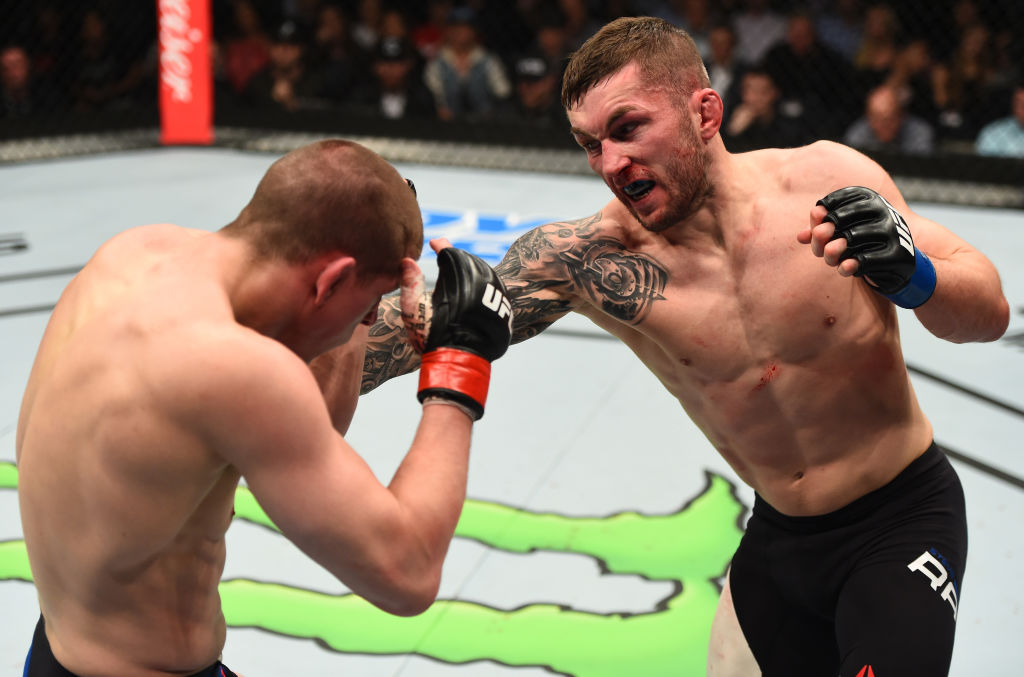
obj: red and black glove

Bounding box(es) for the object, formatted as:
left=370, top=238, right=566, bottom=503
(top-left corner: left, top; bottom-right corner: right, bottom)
left=417, top=248, right=513, bottom=420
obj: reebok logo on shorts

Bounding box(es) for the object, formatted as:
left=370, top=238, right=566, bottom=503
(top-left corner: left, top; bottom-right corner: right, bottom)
left=855, top=665, right=876, bottom=677
left=907, top=548, right=959, bottom=620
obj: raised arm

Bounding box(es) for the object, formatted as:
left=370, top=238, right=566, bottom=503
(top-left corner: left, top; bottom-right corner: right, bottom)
left=799, top=143, right=1009, bottom=343
left=361, top=215, right=601, bottom=392
left=211, top=345, right=475, bottom=617
left=495, top=221, right=585, bottom=343
left=212, top=250, right=512, bottom=617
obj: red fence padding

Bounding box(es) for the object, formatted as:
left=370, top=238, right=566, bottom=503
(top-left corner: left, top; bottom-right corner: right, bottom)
left=158, top=0, right=213, bottom=145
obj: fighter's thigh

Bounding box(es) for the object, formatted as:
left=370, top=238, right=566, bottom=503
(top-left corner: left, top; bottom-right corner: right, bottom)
left=707, top=572, right=761, bottom=677
left=835, top=555, right=961, bottom=676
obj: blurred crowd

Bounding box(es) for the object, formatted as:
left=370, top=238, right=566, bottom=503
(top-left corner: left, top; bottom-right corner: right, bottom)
left=1, top=0, right=1023, bottom=157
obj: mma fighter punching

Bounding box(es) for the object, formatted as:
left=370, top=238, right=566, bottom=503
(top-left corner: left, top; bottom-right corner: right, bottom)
left=352, top=18, right=1009, bottom=677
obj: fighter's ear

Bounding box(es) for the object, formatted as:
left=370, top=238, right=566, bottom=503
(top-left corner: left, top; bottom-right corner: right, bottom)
left=694, top=88, right=723, bottom=140
left=314, top=256, right=356, bottom=306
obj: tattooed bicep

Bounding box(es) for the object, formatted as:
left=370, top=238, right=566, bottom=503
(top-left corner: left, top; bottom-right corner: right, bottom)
left=497, top=211, right=669, bottom=330
left=502, top=213, right=603, bottom=263
left=558, top=239, right=667, bottom=324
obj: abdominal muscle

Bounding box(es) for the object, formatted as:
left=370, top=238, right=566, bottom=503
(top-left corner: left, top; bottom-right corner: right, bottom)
left=693, top=364, right=931, bottom=516
left=613, top=312, right=933, bottom=517
left=44, top=534, right=230, bottom=676
left=27, top=463, right=238, bottom=676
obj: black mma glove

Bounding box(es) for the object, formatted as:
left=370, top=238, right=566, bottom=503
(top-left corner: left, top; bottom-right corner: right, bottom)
left=818, top=186, right=936, bottom=309
left=417, top=248, right=513, bottom=420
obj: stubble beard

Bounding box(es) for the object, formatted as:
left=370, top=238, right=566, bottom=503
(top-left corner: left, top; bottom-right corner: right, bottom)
left=631, top=123, right=712, bottom=233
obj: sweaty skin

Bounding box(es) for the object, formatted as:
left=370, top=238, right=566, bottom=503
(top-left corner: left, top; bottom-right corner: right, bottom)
left=361, top=63, right=1007, bottom=518
left=16, top=219, right=470, bottom=675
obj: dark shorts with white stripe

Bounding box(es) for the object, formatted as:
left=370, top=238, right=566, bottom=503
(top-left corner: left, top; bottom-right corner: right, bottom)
left=729, top=442, right=967, bottom=677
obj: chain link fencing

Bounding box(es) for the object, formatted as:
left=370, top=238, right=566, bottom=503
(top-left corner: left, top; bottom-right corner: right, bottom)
left=1, top=0, right=1022, bottom=207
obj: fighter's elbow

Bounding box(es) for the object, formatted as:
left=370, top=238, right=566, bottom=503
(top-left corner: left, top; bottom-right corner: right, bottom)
left=367, top=569, right=442, bottom=617
left=940, top=296, right=1010, bottom=344
left=982, top=297, right=1011, bottom=343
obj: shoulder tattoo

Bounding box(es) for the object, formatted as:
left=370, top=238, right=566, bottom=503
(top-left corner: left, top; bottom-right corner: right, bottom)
left=499, top=212, right=668, bottom=328
left=559, top=237, right=667, bottom=324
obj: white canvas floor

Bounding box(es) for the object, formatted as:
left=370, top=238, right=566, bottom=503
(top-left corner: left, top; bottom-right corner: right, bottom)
left=1, top=147, right=1022, bottom=676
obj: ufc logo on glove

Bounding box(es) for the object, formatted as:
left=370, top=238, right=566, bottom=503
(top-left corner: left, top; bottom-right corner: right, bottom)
left=482, top=283, right=513, bottom=328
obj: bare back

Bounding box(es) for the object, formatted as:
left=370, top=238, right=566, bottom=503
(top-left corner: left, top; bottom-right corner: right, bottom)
left=17, top=225, right=241, bottom=675
left=501, top=143, right=934, bottom=516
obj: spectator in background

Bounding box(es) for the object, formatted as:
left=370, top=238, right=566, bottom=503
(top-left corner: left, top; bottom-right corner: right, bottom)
left=222, top=0, right=271, bottom=98
left=281, top=0, right=321, bottom=37
left=412, top=0, right=452, bottom=61
left=245, top=20, right=323, bottom=111
left=351, top=0, right=382, bottom=53
left=762, top=9, right=857, bottom=139
left=732, top=0, right=787, bottom=66
left=930, top=0, right=983, bottom=62
left=932, top=21, right=1006, bottom=142
left=530, top=7, right=572, bottom=83
left=351, top=36, right=434, bottom=120
left=460, top=2, right=534, bottom=67
left=70, top=8, right=141, bottom=111
left=309, top=2, right=369, bottom=106
left=844, top=84, right=934, bottom=155
left=884, top=38, right=937, bottom=126
left=379, top=7, right=412, bottom=41
left=853, top=3, right=899, bottom=92
left=722, top=66, right=807, bottom=150
left=210, top=39, right=242, bottom=109
left=705, top=21, right=745, bottom=114
left=503, top=49, right=568, bottom=129
left=814, top=0, right=863, bottom=62
left=423, top=6, right=510, bottom=122
left=1, top=45, right=42, bottom=117
left=558, top=0, right=603, bottom=51
left=975, top=81, right=1024, bottom=157
left=648, top=0, right=715, bottom=58
left=28, top=4, right=71, bottom=109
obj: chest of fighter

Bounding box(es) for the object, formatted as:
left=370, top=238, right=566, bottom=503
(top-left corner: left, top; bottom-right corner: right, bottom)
left=590, top=237, right=863, bottom=384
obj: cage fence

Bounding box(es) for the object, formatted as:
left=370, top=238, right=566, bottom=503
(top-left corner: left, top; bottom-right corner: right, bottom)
left=1, top=0, right=1022, bottom=208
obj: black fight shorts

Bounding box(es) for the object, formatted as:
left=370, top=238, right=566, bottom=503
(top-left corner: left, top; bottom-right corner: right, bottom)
left=24, top=615, right=240, bottom=677
left=729, top=443, right=967, bottom=677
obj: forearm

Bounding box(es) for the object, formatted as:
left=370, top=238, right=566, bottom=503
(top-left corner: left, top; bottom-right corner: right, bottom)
left=809, top=184, right=1010, bottom=345
left=389, top=404, right=472, bottom=562
left=361, top=294, right=422, bottom=394
left=913, top=248, right=1009, bottom=343
left=364, top=403, right=472, bottom=615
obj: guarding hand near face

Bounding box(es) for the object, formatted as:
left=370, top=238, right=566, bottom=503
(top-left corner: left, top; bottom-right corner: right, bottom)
left=409, top=246, right=513, bottom=420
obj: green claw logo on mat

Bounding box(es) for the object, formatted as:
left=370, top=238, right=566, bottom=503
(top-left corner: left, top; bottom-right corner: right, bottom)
left=0, top=461, right=745, bottom=676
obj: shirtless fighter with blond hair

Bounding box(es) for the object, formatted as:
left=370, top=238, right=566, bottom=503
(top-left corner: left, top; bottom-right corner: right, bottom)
left=17, top=139, right=511, bottom=676
left=354, top=17, right=1009, bottom=677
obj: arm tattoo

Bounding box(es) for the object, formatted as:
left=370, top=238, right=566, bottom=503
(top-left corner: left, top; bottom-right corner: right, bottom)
left=509, top=297, right=574, bottom=341
left=361, top=294, right=421, bottom=394
left=499, top=212, right=668, bottom=337
left=559, top=238, right=667, bottom=323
